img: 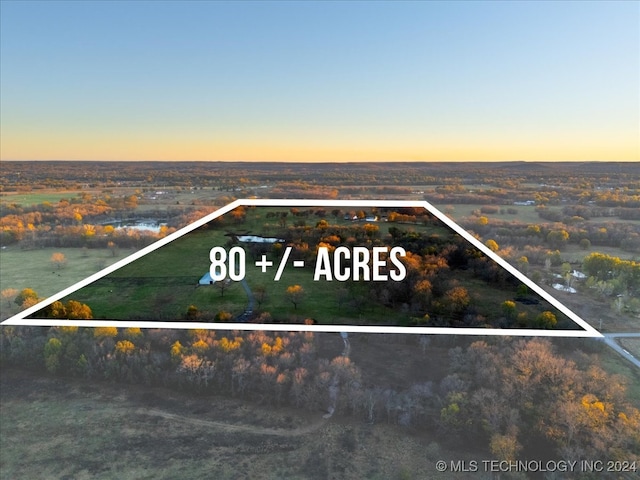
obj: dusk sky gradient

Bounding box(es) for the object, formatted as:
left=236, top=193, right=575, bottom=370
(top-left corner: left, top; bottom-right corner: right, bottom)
left=1, top=0, right=638, bottom=162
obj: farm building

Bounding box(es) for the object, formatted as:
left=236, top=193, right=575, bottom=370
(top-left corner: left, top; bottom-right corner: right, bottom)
left=199, top=272, right=215, bottom=285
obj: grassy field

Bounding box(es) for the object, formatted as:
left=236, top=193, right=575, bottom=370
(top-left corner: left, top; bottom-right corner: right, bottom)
left=562, top=244, right=640, bottom=263
left=0, top=347, right=471, bottom=480
left=0, top=246, right=134, bottom=319
left=0, top=191, right=84, bottom=206
left=442, top=203, right=544, bottom=224
left=30, top=217, right=411, bottom=323
left=3, top=200, right=636, bottom=331
left=19, top=206, right=582, bottom=329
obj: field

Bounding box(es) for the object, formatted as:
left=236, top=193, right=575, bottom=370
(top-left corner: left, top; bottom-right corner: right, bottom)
left=2, top=162, right=640, bottom=480
left=0, top=191, right=85, bottom=206
left=0, top=333, right=473, bottom=480
left=3, top=332, right=638, bottom=480
left=23, top=205, right=583, bottom=330
left=0, top=246, right=134, bottom=319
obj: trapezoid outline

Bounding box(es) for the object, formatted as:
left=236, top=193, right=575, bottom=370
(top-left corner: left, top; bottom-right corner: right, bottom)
left=1, top=198, right=603, bottom=338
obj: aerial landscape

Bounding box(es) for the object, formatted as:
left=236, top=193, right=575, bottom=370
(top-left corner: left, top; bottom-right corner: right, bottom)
left=2, top=161, right=639, bottom=479
left=1, top=0, right=639, bottom=479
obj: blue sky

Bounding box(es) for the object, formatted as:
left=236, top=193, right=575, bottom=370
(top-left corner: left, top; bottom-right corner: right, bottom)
left=1, top=0, right=638, bottom=161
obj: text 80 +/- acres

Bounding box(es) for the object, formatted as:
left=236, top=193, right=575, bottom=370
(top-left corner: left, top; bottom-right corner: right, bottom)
left=209, top=246, right=407, bottom=282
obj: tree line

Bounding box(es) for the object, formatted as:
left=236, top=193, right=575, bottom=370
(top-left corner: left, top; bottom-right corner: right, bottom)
left=1, top=326, right=638, bottom=469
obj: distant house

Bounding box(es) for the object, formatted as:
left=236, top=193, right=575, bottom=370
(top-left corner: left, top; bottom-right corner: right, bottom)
left=514, top=200, right=535, bottom=206
left=553, top=283, right=577, bottom=294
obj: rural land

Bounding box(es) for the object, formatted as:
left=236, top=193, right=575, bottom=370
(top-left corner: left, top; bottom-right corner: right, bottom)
left=1, top=161, right=639, bottom=479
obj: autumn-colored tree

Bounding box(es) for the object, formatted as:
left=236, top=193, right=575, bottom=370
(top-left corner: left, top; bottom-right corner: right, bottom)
left=547, top=229, right=570, bottom=249
left=186, top=304, right=199, bottom=319
left=45, top=300, right=67, bottom=318
left=115, top=340, right=135, bottom=355
left=444, top=286, right=470, bottom=315
left=170, top=340, right=183, bottom=360
left=107, top=241, right=118, bottom=256
left=191, top=339, right=209, bottom=354
left=65, top=300, right=92, bottom=319
left=44, top=337, right=63, bottom=373
left=14, top=288, right=38, bottom=307
left=490, top=433, right=521, bottom=462
left=94, top=326, right=118, bottom=339
left=535, top=311, right=557, bottom=329
left=363, top=223, right=379, bottom=238
left=484, top=239, right=499, bottom=252
left=516, top=256, right=529, bottom=274
left=501, top=300, right=517, bottom=320
left=123, top=327, right=143, bottom=341
left=215, top=310, right=233, bottom=322
left=286, top=285, right=305, bottom=310
left=1, top=288, right=18, bottom=308
left=413, top=279, right=433, bottom=307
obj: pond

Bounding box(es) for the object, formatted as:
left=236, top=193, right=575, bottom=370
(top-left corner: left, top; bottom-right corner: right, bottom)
left=110, top=221, right=166, bottom=233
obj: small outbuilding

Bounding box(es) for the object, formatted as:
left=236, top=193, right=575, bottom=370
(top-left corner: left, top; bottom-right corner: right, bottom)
left=199, top=272, right=215, bottom=285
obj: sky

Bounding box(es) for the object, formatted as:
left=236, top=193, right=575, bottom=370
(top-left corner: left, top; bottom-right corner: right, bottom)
left=1, top=0, right=638, bottom=162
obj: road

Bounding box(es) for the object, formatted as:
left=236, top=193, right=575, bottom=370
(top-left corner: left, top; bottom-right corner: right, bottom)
left=235, top=278, right=255, bottom=322
left=601, top=333, right=640, bottom=369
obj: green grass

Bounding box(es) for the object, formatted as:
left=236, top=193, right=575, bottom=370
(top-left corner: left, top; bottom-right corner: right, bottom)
left=0, top=246, right=134, bottom=319
left=12, top=206, right=591, bottom=329
left=0, top=191, right=82, bottom=206
left=562, top=244, right=640, bottom=263
left=20, top=206, right=447, bottom=323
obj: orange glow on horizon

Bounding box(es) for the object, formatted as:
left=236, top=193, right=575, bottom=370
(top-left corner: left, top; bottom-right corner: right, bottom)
left=1, top=129, right=638, bottom=162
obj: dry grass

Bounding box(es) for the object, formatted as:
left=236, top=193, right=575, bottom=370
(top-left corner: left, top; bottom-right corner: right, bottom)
left=0, top=368, right=472, bottom=480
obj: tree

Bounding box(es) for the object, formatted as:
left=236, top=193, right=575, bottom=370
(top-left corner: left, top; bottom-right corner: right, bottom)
left=186, top=304, right=199, bottom=319
left=501, top=300, right=517, bottom=320
left=215, top=278, right=231, bottom=297
left=115, top=340, right=135, bottom=355
left=107, top=241, right=118, bottom=256
left=444, top=286, right=470, bottom=314
left=14, top=288, right=38, bottom=307
left=44, top=337, right=63, bottom=373
left=286, top=285, right=305, bottom=310
left=547, top=229, right=570, bottom=249
left=254, top=285, right=268, bottom=308
left=490, top=433, right=521, bottom=462
left=65, top=300, right=92, bottom=319
left=215, top=310, right=233, bottom=322
left=1, top=288, right=18, bottom=308
left=579, top=238, right=591, bottom=250
left=516, top=256, right=529, bottom=274
left=535, top=311, right=557, bottom=329
left=413, top=279, right=433, bottom=309
left=94, top=326, right=118, bottom=339
left=485, top=239, right=499, bottom=252
left=45, top=300, right=67, bottom=318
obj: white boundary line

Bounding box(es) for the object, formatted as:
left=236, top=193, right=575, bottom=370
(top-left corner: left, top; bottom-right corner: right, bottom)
left=1, top=199, right=603, bottom=338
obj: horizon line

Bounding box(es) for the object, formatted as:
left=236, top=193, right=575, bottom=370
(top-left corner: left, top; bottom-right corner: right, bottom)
left=2, top=159, right=637, bottom=163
